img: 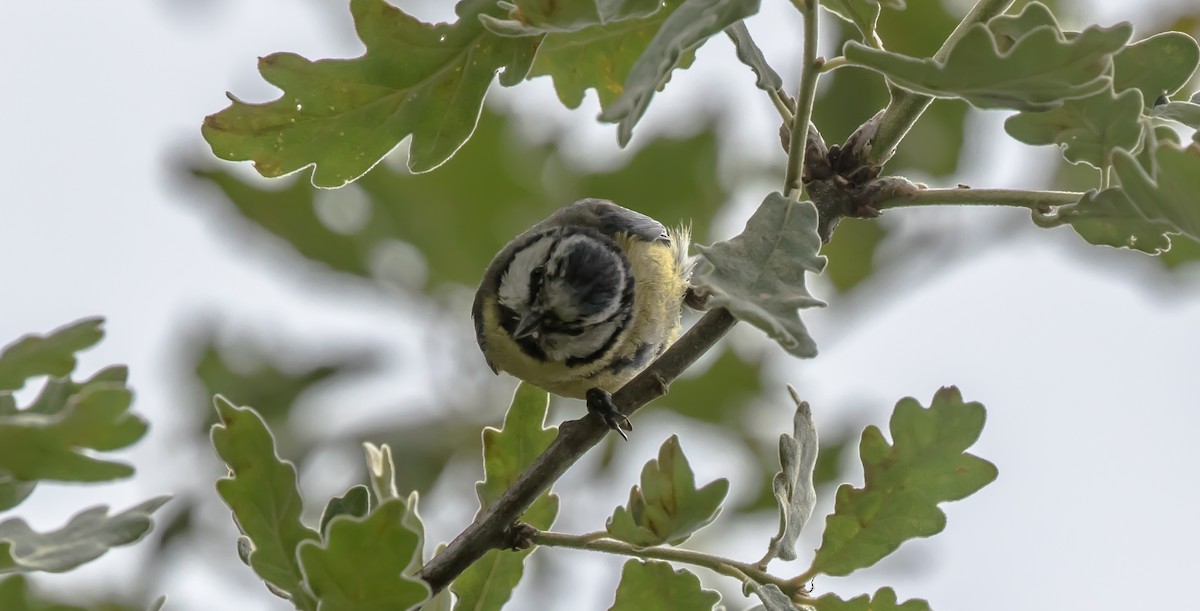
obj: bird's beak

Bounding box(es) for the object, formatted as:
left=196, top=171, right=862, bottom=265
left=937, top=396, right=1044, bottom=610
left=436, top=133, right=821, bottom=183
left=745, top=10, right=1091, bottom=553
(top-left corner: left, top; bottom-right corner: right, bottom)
left=512, top=311, right=544, bottom=339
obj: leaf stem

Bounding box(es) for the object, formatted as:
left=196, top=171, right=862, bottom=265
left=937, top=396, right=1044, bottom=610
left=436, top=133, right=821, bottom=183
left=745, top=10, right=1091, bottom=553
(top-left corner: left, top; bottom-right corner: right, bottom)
left=866, top=0, right=1015, bottom=166
left=875, top=187, right=1083, bottom=211
left=417, top=308, right=738, bottom=593
left=531, top=530, right=813, bottom=600
left=819, top=56, right=849, bottom=72
left=783, top=0, right=822, bottom=199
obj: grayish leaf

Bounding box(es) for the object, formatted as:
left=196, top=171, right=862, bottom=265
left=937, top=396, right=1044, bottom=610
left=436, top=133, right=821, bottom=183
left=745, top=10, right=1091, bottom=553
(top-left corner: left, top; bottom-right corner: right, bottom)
left=0, top=496, right=170, bottom=574
left=694, top=193, right=827, bottom=358
left=600, top=0, right=761, bottom=145
left=763, top=386, right=819, bottom=563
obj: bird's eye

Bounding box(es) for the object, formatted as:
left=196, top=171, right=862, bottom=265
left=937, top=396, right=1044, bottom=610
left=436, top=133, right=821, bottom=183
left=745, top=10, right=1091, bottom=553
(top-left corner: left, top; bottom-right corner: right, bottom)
left=530, top=265, right=546, bottom=285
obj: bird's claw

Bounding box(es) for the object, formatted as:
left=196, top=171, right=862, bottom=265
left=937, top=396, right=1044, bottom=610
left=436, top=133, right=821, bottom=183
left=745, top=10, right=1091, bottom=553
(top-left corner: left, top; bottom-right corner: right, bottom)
left=586, top=388, right=632, bottom=441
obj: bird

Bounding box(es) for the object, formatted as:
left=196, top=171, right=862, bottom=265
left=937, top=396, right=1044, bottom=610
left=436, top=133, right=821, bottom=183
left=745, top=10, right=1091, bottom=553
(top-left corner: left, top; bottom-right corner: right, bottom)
left=472, top=199, right=695, bottom=439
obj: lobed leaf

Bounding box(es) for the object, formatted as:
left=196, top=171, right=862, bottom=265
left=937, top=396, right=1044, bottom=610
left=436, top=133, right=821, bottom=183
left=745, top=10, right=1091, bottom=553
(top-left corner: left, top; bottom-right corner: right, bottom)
left=845, top=21, right=1132, bottom=111
left=808, top=387, right=997, bottom=576
left=821, top=0, right=905, bottom=41
left=481, top=0, right=663, bottom=36
left=762, top=387, right=819, bottom=563
left=317, top=486, right=370, bottom=538
left=0, top=496, right=169, bottom=574
left=599, top=0, right=760, bottom=145
left=986, top=1, right=1059, bottom=52
left=452, top=383, right=559, bottom=611
left=0, top=318, right=104, bottom=393
left=297, top=499, right=430, bottom=611
left=1111, top=143, right=1200, bottom=242
left=529, top=0, right=688, bottom=110
left=1113, top=32, right=1200, bottom=101
left=211, top=396, right=319, bottom=609
left=811, top=588, right=930, bottom=611
left=1151, top=100, right=1200, bottom=131
left=694, top=193, right=827, bottom=358
left=1051, top=188, right=1173, bottom=254
left=0, top=385, right=147, bottom=484
left=606, top=435, right=729, bottom=547
left=608, top=560, right=721, bottom=610
left=202, top=0, right=541, bottom=187
left=1004, top=88, right=1144, bottom=169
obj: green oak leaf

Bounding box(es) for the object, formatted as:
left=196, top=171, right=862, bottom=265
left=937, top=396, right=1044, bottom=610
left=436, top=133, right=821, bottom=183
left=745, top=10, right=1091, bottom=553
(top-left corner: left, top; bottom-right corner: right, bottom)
left=1159, top=235, right=1200, bottom=269
left=0, top=385, right=148, bottom=483
left=297, top=499, right=430, bottom=611
left=452, top=383, right=558, bottom=611
left=1004, top=88, right=1144, bottom=169
left=202, top=0, right=541, bottom=187
left=606, top=435, right=729, bottom=547
left=822, top=0, right=905, bottom=41
left=845, top=21, right=1133, bottom=110
left=318, top=485, right=370, bottom=538
left=763, top=387, right=818, bottom=563
left=986, top=2, right=1060, bottom=53
left=1051, top=188, right=1173, bottom=254
left=22, top=365, right=127, bottom=417
left=1112, top=32, right=1200, bottom=101
left=808, top=387, right=997, bottom=576
left=211, top=396, right=319, bottom=610
left=1111, top=143, right=1200, bottom=242
left=694, top=193, right=827, bottom=358
left=1151, top=100, right=1200, bottom=129
left=529, top=0, right=687, bottom=109
left=481, top=0, right=663, bottom=36
left=0, top=496, right=169, bottom=574
left=599, top=0, right=760, bottom=145
left=608, top=560, right=721, bottom=610
left=811, top=588, right=930, bottom=611
left=0, top=318, right=103, bottom=393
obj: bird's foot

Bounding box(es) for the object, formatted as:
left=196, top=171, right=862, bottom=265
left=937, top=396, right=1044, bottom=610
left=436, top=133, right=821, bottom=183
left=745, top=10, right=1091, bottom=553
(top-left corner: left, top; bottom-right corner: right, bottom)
left=586, top=388, right=632, bottom=441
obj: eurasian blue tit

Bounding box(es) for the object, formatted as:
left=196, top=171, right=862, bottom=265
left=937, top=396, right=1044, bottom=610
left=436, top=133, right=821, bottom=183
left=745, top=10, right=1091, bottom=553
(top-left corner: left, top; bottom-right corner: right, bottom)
left=472, top=199, right=695, bottom=437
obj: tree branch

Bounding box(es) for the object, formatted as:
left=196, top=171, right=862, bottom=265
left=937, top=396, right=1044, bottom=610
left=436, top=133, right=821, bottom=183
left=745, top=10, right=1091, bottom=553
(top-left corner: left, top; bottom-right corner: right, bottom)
left=866, top=0, right=1016, bottom=166
left=417, top=308, right=737, bottom=593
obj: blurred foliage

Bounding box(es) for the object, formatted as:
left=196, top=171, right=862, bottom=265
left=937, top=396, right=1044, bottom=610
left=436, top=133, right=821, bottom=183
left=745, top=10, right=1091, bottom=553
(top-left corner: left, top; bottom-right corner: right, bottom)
left=192, top=105, right=727, bottom=290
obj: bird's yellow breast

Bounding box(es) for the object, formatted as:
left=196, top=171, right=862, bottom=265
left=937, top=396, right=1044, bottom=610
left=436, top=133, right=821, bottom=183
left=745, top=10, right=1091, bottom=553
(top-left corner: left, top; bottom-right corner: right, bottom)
left=480, top=234, right=687, bottom=398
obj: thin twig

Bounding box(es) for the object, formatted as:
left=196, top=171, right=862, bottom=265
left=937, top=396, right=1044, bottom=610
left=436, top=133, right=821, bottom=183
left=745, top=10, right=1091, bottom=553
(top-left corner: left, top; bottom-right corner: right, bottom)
left=874, top=187, right=1083, bottom=211
left=532, top=530, right=813, bottom=600
left=783, top=0, right=822, bottom=199
left=866, top=0, right=1016, bottom=166
left=417, top=308, right=737, bottom=593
